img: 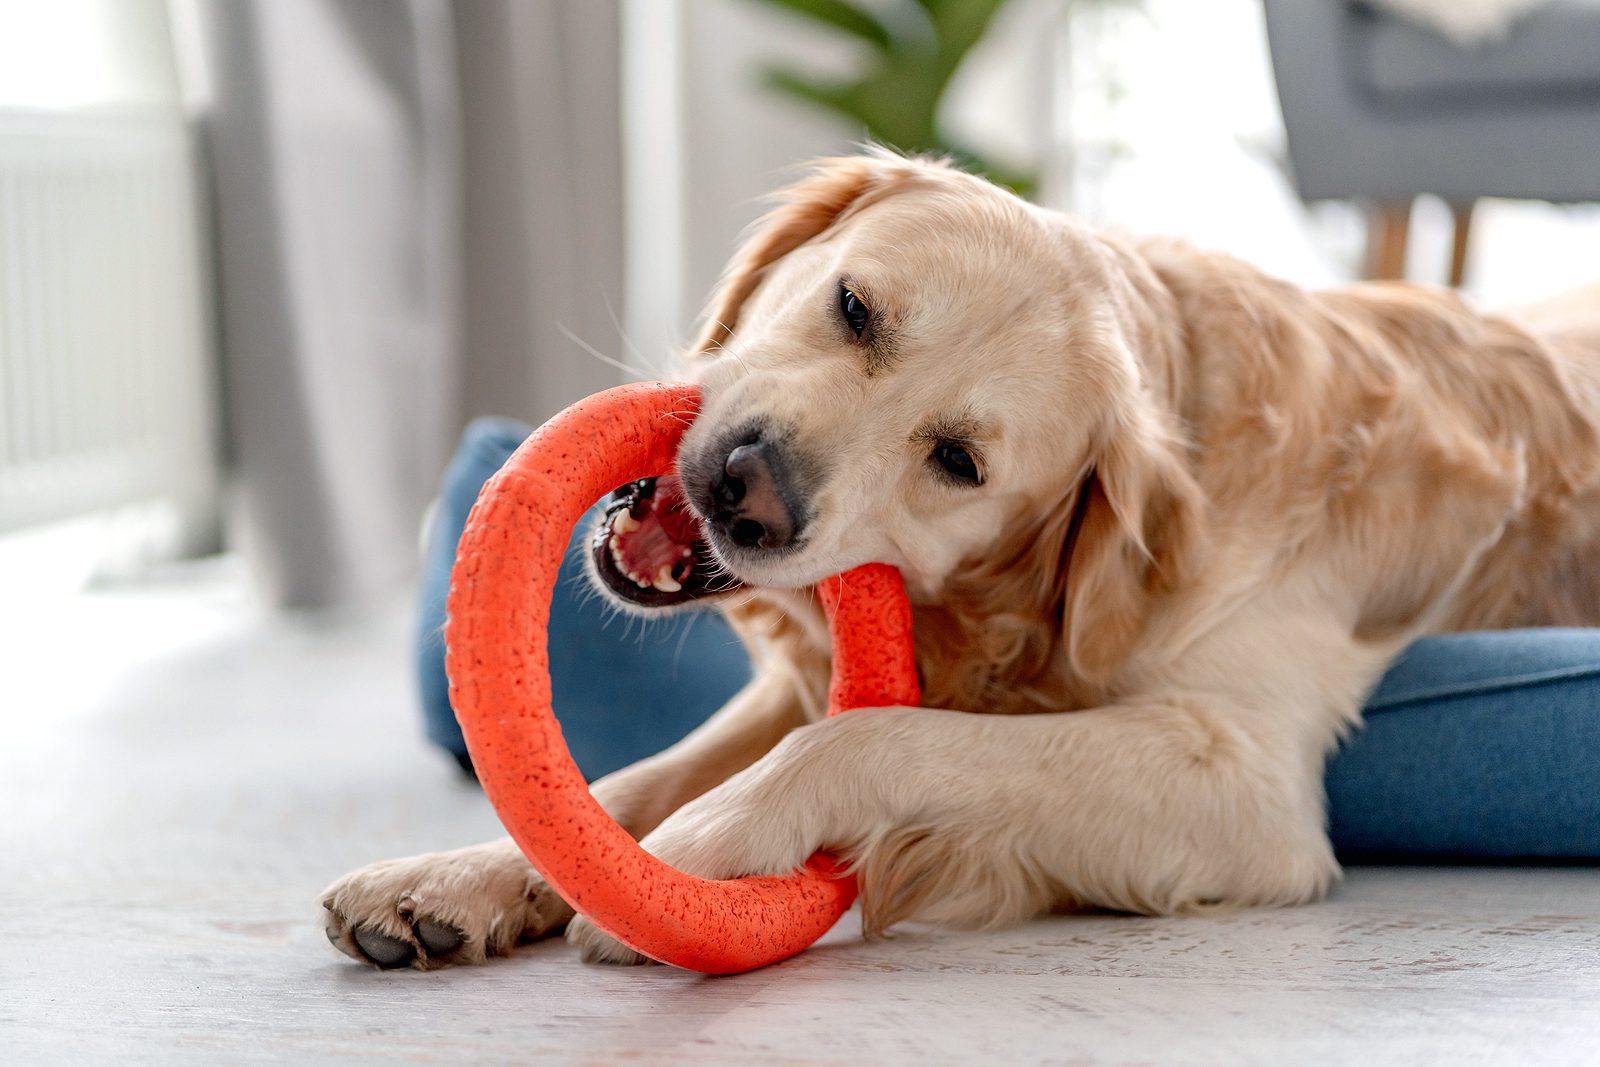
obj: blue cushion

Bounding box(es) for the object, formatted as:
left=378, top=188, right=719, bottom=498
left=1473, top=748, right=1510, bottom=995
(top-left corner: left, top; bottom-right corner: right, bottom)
left=1327, top=630, right=1600, bottom=859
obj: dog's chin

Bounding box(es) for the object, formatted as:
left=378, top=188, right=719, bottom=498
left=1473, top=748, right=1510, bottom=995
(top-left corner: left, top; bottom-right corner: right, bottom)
left=589, top=476, right=745, bottom=614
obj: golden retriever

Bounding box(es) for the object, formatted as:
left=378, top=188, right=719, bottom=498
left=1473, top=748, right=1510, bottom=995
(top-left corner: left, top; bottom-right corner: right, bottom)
left=323, top=152, right=1600, bottom=969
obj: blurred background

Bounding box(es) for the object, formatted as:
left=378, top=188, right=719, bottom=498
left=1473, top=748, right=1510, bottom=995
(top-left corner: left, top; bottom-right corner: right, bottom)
left=3, top=0, right=1600, bottom=701
left=8, top=5, right=1600, bottom=1050
left=12, top=4, right=1600, bottom=1049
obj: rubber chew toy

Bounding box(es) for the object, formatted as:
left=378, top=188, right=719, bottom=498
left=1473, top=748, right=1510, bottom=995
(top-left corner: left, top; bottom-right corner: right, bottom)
left=445, top=381, right=921, bottom=974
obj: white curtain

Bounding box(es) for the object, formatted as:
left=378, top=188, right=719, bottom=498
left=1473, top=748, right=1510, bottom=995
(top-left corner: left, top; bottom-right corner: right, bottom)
left=200, top=0, right=621, bottom=609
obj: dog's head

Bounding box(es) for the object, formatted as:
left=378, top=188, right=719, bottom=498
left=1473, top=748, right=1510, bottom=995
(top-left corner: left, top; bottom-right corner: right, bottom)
left=593, top=152, right=1201, bottom=684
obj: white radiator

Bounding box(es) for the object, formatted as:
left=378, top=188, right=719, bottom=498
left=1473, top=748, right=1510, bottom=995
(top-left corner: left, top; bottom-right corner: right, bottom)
left=0, top=109, right=217, bottom=538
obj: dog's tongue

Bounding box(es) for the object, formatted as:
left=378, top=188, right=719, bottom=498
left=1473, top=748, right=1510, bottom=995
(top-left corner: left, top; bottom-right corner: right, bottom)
left=608, top=476, right=701, bottom=593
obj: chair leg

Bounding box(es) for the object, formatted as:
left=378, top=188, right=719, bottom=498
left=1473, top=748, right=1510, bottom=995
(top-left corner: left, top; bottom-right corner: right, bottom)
left=1448, top=201, right=1475, bottom=288
left=1366, top=201, right=1412, bottom=280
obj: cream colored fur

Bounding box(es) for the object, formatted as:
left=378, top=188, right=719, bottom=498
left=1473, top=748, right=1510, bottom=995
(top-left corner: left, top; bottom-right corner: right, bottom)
left=324, top=153, right=1600, bottom=969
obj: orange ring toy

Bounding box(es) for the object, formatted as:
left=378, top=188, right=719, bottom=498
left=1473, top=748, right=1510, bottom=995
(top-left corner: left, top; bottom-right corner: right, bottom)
left=445, top=382, right=921, bottom=974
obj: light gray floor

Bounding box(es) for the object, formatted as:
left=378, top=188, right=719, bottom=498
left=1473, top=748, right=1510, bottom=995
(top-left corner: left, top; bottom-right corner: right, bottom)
left=5, top=564, right=1599, bottom=1065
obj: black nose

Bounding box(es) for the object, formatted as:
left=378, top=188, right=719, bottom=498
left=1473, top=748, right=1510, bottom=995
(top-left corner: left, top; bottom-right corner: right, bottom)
left=708, top=437, right=799, bottom=550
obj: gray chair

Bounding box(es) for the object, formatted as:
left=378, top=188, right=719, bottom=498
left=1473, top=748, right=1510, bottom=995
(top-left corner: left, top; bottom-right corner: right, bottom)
left=1263, top=0, right=1600, bottom=284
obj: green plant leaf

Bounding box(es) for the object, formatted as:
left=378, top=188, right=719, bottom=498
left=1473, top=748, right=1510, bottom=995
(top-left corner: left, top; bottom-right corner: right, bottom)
left=748, top=0, right=1039, bottom=200
left=757, top=0, right=894, bottom=50
left=764, top=69, right=867, bottom=124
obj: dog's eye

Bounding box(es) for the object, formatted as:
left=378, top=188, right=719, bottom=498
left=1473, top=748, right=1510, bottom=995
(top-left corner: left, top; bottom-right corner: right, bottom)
left=839, top=284, right=870, bottom=338
left=932, top=442, right=982, bottom=485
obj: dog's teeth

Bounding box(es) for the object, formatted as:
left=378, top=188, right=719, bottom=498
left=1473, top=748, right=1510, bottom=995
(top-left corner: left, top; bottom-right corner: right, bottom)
left=608, top=534, right=621, bottom=553
left=678, top=546, right=693, bottom=559
left=629, top=569, right=651, bottom=588
left=613, top=510, right=641, bottom=534
left=652, top=565, right=682, bottom=593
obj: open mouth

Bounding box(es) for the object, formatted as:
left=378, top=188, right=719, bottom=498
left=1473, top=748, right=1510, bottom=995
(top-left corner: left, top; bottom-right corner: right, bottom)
left=591, top=475, right=745, bottom=609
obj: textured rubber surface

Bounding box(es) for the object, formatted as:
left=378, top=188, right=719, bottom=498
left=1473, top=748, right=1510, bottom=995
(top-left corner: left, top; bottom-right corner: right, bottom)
left=446, top=382, right=921, bottom=973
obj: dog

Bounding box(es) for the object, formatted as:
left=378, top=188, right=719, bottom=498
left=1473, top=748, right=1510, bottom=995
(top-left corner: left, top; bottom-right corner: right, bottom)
left=323, top=151, right=1600, bottom=969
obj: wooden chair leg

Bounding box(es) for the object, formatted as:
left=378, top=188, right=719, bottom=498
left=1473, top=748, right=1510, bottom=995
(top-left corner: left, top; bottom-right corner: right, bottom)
left=1448, top=201, right=1475, bottom=288
left=1366, top=201, right=1412, bottom=280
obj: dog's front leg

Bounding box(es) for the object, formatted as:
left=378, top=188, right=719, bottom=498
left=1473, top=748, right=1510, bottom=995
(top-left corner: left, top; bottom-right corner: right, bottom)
left=570, top=696, right=1345, bottom=965
left=323, top=665, right=809, bottom=969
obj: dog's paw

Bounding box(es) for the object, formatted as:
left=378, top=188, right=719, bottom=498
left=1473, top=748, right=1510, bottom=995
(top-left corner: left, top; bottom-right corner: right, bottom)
left=321, top=840, right=573, bottom=970
left=566, top=915, right=652, bottom=966
left=561, top=758, right=833, bottom=969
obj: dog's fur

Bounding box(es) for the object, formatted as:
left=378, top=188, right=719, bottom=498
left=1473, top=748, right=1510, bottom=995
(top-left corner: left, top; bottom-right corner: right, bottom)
left=323, top=153, right=1600, bottom=969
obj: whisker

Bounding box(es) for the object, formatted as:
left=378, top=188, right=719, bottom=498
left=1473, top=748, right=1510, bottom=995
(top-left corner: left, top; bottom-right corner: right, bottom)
left=702, top=321, right=756, bottom=379
left=557, top=323, right=650, bottom=380
left=671, top=612, right=701, bottom=673
left=600, top=289, right=665, bottom=377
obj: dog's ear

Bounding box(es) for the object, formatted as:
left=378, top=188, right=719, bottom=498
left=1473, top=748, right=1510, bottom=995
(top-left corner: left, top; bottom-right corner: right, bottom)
left=691, top=153, right=924, bottom=354
left=1063, top=400, right=1204, bottom=686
